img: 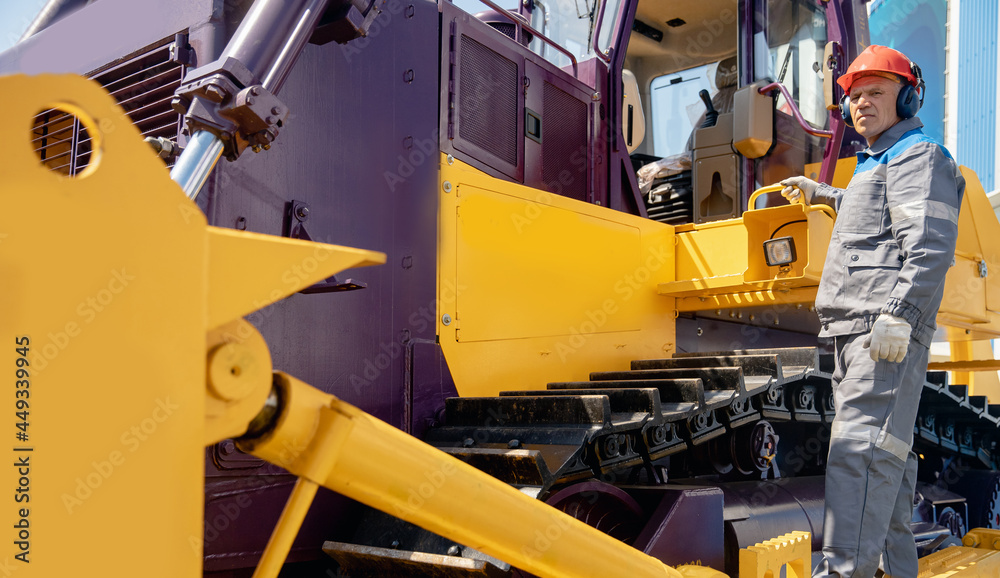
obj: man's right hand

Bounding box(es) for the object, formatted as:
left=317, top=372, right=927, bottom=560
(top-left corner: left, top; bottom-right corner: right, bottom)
left=779, top=176, right=820, bottom=204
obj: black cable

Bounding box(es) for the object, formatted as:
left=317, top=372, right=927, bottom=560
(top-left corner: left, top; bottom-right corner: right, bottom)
left=769, top=219, right=808, bottom=240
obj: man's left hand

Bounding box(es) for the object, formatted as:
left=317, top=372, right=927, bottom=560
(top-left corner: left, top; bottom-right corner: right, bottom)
left=863, top=313, right=911, bottom=363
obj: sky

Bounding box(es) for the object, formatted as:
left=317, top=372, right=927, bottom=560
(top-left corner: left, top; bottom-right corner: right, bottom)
left=0, top=0, right=49, bottom=54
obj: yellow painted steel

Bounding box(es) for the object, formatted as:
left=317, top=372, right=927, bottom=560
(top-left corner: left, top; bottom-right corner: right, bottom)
left=206, top=227, right=383, bottom=330
left=0, top=73, right=206, bottom=576
left=0, top=74, right=385, bottom=577
left=242, top=372, right=691, bottom=578
left=251, top=477, right=321, bottom=578
left=437, top=155, right=677, bottom=397
left=663, top=186, right=834, bottom=310
left=204, top=319, right=275, bottom=444
left=675, top=288, right=818, bottom=313
left=938, top=340, right=1000, bottom=401
left=738, top=531, right=811, bottom=578
left=915, top=529, right=1000, bottom=577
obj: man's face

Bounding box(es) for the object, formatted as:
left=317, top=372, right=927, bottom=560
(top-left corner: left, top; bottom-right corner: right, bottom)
left=849, top=75, right=903, bottom=146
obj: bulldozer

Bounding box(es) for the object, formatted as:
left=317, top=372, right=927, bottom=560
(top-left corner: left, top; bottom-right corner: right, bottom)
left=2, top=0, right=999, bottom=575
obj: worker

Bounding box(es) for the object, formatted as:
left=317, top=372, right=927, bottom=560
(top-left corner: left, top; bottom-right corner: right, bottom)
left=779, top=45, right=965, bottom=577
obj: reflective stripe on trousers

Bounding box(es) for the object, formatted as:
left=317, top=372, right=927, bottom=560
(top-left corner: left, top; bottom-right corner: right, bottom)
left=814, top=333, right=929, bottom=578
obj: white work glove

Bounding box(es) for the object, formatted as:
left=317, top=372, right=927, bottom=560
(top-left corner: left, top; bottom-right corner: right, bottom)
left=779, top=176, right=820, bottom=204
left=863, top=313, right=911, bottom=363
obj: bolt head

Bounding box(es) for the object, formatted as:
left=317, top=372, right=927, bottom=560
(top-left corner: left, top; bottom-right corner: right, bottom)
left=250, top=86, right=261, bottom=96
left=442, top=314, right=452, bottom=326
left=271, top=106, right=281, bottom=115
left=447, top=154, right=454, bottom=165
left=443, top=181, right=453, bottom=193
left=296, top=206, right=310, bottom=219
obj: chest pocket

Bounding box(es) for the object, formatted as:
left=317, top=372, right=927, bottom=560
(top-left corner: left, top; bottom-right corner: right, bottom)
left=837, top=180, right=887, bottom=235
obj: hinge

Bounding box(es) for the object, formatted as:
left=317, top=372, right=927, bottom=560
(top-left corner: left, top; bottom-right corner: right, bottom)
left=169, top=32, right=195, bottom=67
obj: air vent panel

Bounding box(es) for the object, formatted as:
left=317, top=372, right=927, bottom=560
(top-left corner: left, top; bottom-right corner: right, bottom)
left=32, top=40, right=184, bottom=175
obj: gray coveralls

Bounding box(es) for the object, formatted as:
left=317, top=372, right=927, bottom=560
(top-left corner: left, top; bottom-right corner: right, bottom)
left=809, top=117, right=965, bottom=577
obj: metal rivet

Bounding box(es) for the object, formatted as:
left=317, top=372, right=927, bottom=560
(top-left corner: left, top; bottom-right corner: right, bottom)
left=447, top=154, right=454, bottom=165
left=696, top=327, right=703, bottom=336
left=405, top=4, right=415, bottom=18
left=442, top=314, right=452, bottom=325
left=443, top=181, right=452, bottom=193
left=851, top=254, right=859, bottom=261
left=403, top=69, right=414, bottom=83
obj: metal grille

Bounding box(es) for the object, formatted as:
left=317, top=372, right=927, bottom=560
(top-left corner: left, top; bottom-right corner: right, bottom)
left=541, top=81, right=587, bottom=198
left=458, top=34, right=518, bottom=166
left=32, top=40, right=183, bottom=175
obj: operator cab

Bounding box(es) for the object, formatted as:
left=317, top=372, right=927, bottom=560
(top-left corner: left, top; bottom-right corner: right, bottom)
left=444, top=0, right=831, bottom=224
left=627, top=0, right=830, bottom=224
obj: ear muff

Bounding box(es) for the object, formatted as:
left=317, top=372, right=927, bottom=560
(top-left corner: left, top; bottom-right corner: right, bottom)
left=896, top=84, right=919, bottom=119
left=840, top=94, right=854, bottom=127
left=897, top=62, right=925, bottom=119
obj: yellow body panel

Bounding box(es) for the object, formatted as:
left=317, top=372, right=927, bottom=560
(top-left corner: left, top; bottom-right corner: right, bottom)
left=438, top=156, right=676, bottom=396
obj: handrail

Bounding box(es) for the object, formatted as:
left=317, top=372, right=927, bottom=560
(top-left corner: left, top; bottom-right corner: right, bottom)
left=749, top=184, right=837, bottom=220
left=591, top=0, right=612, bottom=63
left=757, top=82, right=834, bottom=139
left=473, top=0, right=579, bottom=77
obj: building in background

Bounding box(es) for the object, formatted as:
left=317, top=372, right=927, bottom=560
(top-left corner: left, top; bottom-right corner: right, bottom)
left=869, top=0, right=947, bottom=144
left=870, top=0, right=999, bottom=200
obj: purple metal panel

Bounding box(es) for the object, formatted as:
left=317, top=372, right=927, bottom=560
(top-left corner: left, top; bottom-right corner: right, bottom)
left=408, top=340, right=459, bottom=440
left=440, top=4, right=525, bottom=183
left=523, top=60, right=592, bottom=202
left=439, top=1, right=600, bottom=203
left=633, top=486, right=726, bottom=571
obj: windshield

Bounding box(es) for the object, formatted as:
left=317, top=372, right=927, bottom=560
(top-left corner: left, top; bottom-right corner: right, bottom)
left=753, top=0, right=828, bottom=128
left=449, top=0, right=620, bottom=69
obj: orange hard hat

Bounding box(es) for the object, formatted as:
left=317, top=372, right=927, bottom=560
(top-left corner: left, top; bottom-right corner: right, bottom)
left=837, top=45, right=918, bottom=92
